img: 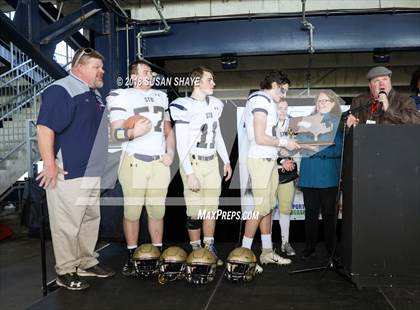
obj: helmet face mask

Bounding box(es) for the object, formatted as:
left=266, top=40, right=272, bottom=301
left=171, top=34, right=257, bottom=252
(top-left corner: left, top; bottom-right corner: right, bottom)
left=134, top=259, right=160, bottom=278
left=158, top=262, right=186, bottom=282
left=224, top=247, right=258, bottom=282
left=225, top=261, right=256, bottom=282
left=132, top=244, right=161, bottom=278
left=158, top=246, right=188, bottom=285
left=185, top=248, right=217, bottom=285
left=186, top=263, right=217, bottom=285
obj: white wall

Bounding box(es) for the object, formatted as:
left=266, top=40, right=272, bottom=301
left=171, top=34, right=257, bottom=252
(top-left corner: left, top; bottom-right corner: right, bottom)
left=130, top=0, right=420, bottom=21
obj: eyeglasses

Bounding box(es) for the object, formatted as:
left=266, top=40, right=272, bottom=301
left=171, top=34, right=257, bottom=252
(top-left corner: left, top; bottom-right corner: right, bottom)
left=73, top=48, right=94, bottom=66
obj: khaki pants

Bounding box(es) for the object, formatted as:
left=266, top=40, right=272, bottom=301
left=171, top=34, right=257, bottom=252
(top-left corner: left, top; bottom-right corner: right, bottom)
left=46, top=175, right=100, bottom=275
left=118, top=152, right=170, bottom=221
left=247, top=158, right=278, bottom=217
left=277, top=181, right=295, bottom=215
left=180, top=156, right=221, bottom=218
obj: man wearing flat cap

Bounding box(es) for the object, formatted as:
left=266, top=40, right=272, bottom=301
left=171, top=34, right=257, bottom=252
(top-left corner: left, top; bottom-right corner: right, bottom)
left=347, top=66, right=420, bottom=127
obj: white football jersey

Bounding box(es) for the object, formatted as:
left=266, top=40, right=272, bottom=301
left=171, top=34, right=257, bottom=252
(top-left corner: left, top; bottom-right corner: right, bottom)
left=170, top=96, right=223, bottom=157
left=244, top=91, right=278, bottom=159
left=107, top=88, right=170, bottom=156
left=276, top=116, right=291, bottom=138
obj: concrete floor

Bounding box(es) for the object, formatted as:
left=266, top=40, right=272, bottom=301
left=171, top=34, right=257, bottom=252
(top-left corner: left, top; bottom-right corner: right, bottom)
left=0, top=213, right=56, bottom=310
left=1, top=212, right=420, bottom=310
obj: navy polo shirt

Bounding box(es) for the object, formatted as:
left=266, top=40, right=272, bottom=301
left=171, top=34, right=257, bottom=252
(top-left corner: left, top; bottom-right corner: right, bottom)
left=37, top=73, right=108, bottom=180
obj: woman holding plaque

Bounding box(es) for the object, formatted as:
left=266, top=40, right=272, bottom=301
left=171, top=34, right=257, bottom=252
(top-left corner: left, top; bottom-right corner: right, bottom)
left=298, top=90, right=343, bottom=259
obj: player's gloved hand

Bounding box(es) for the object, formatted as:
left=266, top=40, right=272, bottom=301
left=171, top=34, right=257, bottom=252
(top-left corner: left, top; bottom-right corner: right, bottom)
left=187, top=173, right=201, bottom=192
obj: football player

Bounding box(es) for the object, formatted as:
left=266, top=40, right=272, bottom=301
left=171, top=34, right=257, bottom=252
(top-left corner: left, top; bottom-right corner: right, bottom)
left=107, top=60, right=175, bottom=276
left=275, top=98, right=297, bottom=257
left=242, top=70, right=299, bottom=268
left=169, top=67, right=232, bottom=265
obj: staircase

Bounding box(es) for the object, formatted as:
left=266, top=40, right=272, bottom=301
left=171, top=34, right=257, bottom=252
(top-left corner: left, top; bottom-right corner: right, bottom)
left=0, top=45, right=69, bottom=196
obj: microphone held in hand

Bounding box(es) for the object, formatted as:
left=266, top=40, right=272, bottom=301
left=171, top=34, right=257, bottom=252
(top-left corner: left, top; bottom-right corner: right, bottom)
left=375, top=90, right=387, bottom=105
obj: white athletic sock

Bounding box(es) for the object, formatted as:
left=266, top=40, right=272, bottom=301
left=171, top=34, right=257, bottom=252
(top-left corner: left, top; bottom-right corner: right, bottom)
left=242, top=236, right=253, bottom=249
left=127, top=244, right=137, bottom=250
left=279, top=213, right=290, bottom=245
left=152, top=243, right=163, bottom=248
left=261, top=234, right=273, bottom=250
left=203, top=237, right=214, bottom=245
left=190, top=240, right=202, bottom=247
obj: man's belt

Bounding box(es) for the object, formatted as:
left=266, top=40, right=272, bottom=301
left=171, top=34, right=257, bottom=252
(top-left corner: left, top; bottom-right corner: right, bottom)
left=191, top=154, right=215, bottom=161
left=134, top=154, right=161, bottom=162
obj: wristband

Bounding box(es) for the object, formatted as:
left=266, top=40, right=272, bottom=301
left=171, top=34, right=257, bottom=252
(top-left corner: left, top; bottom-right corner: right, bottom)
left=114, top=128, right=129, bottom=141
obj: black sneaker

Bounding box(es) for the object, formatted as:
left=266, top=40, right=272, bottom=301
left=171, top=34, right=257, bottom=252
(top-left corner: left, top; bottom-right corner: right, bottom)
left=122, top=260, right=136, bottom=277
left=56, top=273, right=89, bottom=291
left=122, top=248, right=136, bottom=277
left=77, top=264, right=115, bottom=278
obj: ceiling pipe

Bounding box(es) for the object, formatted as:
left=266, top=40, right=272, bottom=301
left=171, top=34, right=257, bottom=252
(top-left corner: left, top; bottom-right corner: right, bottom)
left=136, top=0, right=171, bottom=59
left=301, top=0, right=315, bottom=54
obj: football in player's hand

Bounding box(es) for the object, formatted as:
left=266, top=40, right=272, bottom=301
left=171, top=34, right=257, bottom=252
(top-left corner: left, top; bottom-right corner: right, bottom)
left=124, top=115, right=149, bottom=129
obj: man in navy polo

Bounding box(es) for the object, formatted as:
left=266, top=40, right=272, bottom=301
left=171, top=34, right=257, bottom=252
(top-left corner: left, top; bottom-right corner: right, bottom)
left=37, top=48, right=114, bottom=290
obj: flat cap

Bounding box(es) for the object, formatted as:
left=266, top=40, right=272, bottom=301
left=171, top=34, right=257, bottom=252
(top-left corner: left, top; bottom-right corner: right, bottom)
left=366, top=66, right=392, bottom=80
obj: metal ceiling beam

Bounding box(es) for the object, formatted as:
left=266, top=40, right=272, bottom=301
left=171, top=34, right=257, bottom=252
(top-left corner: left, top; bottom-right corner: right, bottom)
left=4, top=0, right=91, bottom=50
left=12, top=0, right=40, bottom=44
left=0, top=12, right=66, bottom=79
left=38, top=1, right=90, bottom=50
left=142, top=13, right=420, bottom=59
left=40, top=2, right=101, bottom=45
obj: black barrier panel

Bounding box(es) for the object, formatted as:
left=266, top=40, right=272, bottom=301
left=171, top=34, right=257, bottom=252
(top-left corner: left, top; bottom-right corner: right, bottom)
left=342, top=124, right=420, bottom=286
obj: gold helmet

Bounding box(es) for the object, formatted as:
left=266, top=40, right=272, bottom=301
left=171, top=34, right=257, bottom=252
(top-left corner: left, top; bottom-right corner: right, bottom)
left=224, top=247, right=257, bottom=282
left=185, top=248, right=217, bottom=285
left=132, top=244, right=161, bottom=278
left=158, top=246, right=187, bottom=285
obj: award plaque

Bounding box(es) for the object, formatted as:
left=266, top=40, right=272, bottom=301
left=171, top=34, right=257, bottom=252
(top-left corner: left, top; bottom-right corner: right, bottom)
left=288, top=113, right=337, bottom=146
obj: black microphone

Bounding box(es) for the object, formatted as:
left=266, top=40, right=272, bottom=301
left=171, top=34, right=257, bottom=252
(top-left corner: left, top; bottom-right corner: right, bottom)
left=375, top=90, right=387, bottom=103
left=374, top=90, right=387, bottom=111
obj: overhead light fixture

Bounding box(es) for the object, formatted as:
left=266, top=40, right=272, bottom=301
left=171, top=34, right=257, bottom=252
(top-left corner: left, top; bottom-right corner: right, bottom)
left=221, top=53, right=238, bottom=70
left=373, top=49, right=391, bottom=63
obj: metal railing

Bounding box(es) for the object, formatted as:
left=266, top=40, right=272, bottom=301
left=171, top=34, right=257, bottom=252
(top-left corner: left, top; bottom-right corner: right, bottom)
left=0, top=45, right=70, bottom=163
left=26, top=119, right=39, bottom=179
left=0, top=82, right=44, bottom=162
